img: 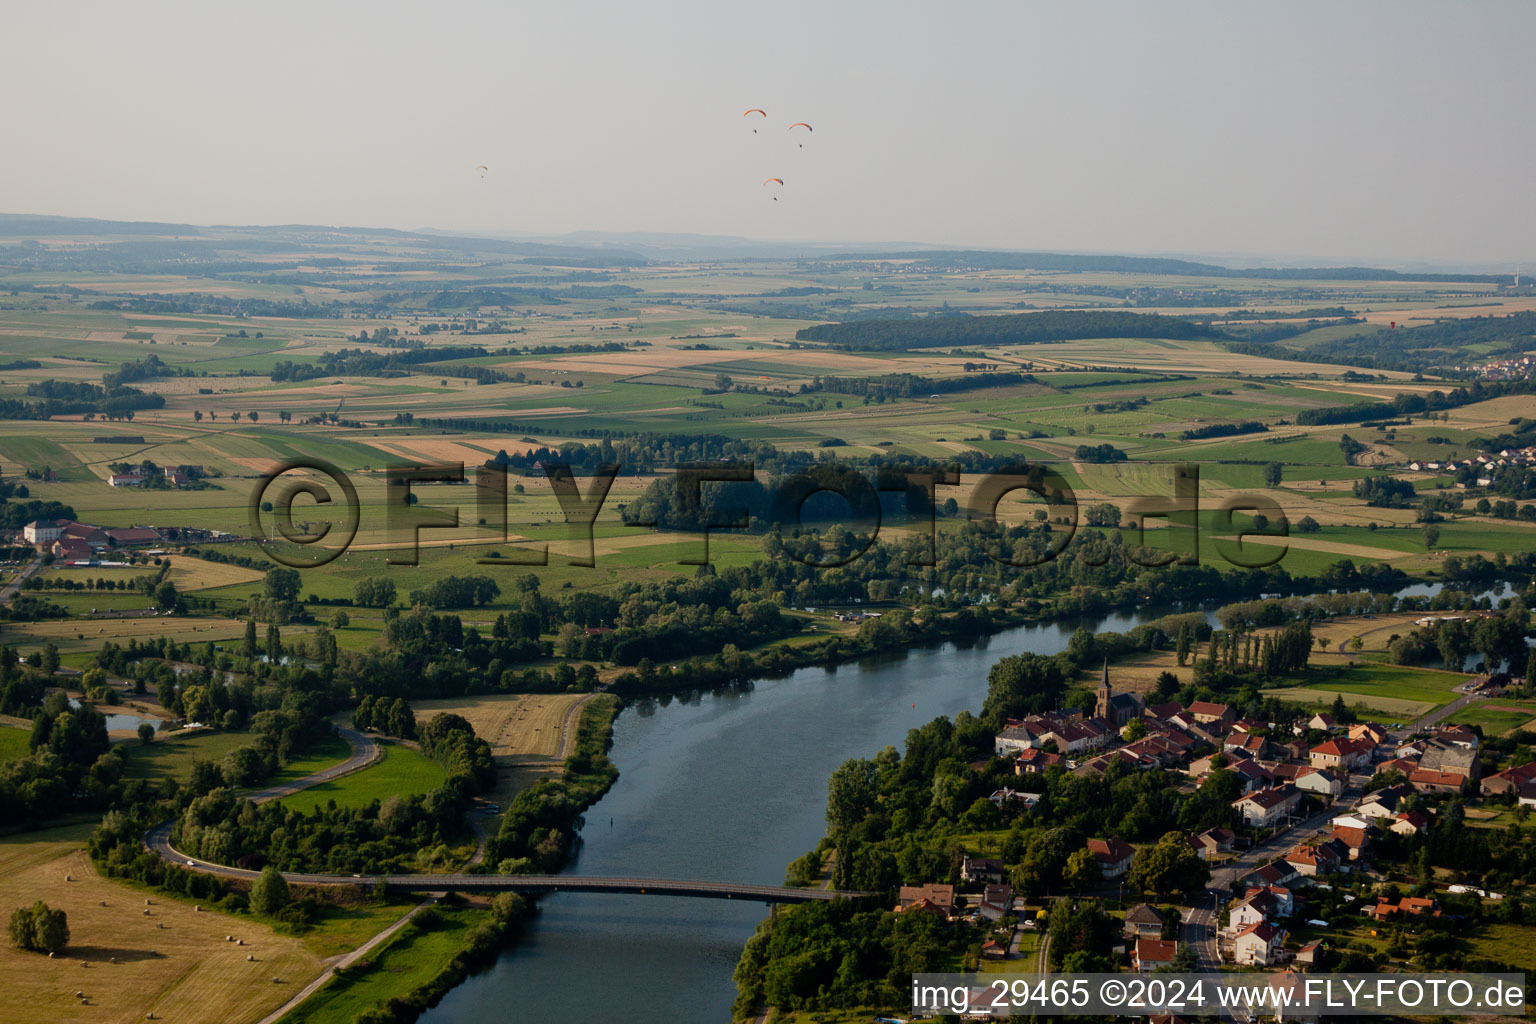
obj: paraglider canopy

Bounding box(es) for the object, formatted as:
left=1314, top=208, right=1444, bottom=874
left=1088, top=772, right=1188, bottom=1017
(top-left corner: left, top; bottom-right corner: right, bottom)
left=762, top=177, right=784, bottom=185
left=787, top=122, right=812, bottom=131
left=744, top=108, right=766, bottom=133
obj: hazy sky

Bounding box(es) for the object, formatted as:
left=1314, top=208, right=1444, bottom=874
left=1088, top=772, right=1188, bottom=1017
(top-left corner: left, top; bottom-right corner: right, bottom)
left=3, top=0, right=1532, bottom=266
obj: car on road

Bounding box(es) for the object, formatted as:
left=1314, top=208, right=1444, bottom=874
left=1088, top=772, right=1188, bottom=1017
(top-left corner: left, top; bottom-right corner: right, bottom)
left=185, top=860, right=195, bottom=867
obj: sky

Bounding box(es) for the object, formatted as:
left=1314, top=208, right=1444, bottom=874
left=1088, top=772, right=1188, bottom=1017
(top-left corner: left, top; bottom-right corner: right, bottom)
left=2, top=0, right=1533, bottom=267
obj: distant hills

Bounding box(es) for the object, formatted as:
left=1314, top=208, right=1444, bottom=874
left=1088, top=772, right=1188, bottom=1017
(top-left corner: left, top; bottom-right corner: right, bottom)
left=0, top=213, right=1519, bottom=283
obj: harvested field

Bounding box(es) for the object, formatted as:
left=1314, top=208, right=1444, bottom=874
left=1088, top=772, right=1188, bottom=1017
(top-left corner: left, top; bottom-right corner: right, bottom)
left=0, top=824, right=322, bottom=1024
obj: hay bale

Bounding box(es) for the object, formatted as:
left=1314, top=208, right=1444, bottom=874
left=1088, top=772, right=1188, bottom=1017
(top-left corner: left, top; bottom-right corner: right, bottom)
left=65, top=874, right=72, bottom=882
left=226, top=935, right=233, bottom=942
left=272, top=977, right=280, bottom=984
left=246, top=955, right=255, bottom=962
left=110, top=957, right=118, bottom=964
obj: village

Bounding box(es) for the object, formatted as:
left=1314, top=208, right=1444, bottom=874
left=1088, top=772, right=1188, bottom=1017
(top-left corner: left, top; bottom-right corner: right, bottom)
left=893, top=664, right=1533, bottom=996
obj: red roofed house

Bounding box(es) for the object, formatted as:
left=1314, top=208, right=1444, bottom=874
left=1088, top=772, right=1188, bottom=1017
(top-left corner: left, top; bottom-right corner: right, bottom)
left=1309, top=737, right=1373, bottom=772
left=896, top=884, right=954, bottom=918
left=1481, top=760, right=1536, bottom=797
left=1233, top=921, right=1287, bottom=965
left=1133, top=937, right=1179, bottom=973
left=1187, top=701, right=1236, bottom=726
left=1408, top=767, right=1468, bottom=796
left=1087, top=838, right=1135, bottom=879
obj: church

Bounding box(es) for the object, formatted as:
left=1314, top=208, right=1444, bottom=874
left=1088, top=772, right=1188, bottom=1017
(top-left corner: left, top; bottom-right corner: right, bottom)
left=1095, top=660, right=1144, bottom=728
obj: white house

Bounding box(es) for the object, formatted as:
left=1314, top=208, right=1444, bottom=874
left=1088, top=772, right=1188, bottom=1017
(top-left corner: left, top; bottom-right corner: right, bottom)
left=1232, top=921, right=1286, bottom=966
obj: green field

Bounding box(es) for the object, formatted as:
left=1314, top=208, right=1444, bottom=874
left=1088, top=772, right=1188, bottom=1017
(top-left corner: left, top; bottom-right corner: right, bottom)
left=0, top=723, right=30, bottom=763
left=1262, top=663, right=1467, bottom=718
left=279, top=741, right=448, bottom=814
left=123, top=727, right=255, bottom=783
left=277, top=905, right=484, bottom=1024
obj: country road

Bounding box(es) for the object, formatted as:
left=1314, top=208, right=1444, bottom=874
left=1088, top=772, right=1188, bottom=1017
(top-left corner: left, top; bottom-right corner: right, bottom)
left=0, top=555, right=42, bottom=605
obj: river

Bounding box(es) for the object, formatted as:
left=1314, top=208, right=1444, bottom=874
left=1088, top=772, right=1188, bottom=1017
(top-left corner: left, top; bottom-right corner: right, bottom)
left=419, top=579, right=1527, bottom=1022
left=420, top=605, right=1208, bottom=1024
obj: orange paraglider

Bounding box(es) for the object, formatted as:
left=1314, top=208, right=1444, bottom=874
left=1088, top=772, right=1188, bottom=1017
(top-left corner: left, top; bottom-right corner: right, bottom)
left=762, top=177, right=783, bottom=201
left=744, top=108, right=767, bottom=133
left=788, top=122, right=812, bottom=147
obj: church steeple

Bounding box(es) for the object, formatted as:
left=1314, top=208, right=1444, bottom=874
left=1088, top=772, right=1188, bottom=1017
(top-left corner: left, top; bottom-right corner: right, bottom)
left=1095, top=658, right=1112, bottom=720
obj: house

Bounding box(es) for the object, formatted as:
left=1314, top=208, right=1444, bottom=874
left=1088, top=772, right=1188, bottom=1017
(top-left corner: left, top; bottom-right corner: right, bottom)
left=1243, top=861, right=1299, bottom=889
left=1087, top=838, right=1135, bottom=879
left=1229, top=757, right=1275, bottom=792
left=1368, top=896, right=1438, bottom=919
left=1285, top=842, right=1346, bottom=877
left=1192, top=827, right=1235, bottom=860
left=1434, top=724, right=1479, bottom=750
left=1145, top=700, right=1185, bottom=721
left=897, top=884, right=954, bottom=917
left=1329, top=825, right=1371, bottom=860
left=1014, top=747, right=1066, bottom=774
left=1224, top=733, right=1275, bottom=760
left=1042, top=718, right=1112, bottom=754
left=981, top=938, right=1008, bottom=959
left=1348, top=723, right=1390, bottom=747
left=1233, top=785, right=1302, bottom=827
left=108, top=473, right=144, bottom=487
left=1418, top=738, right=1479, bottom=780
left=1230, top=891, right=1282, bottom=930
left=1375, top=756, right=1419, bottom=778
left=1296, top=940, right=1323, bottom=966
left=1391, top=810, right=1432, bottom=835
left=1517, top=780, right=1536, bottom=808
left=1133, top=937, right=1179, bottom=973
left=22, top=519, right=62, bottom=545
left=1232, top=921, right=1287, bottom=966
left=978, top=884, right=1013, bottom=923
left=1307, top=712, right=1338, bottom=732
left=961, top=855, right=1006, bottom=884
left=995, top=723, right=1045, bottom=757
left=1309, top=737, right=1373, bottom=772
left=1187, top=701, right=1236, bottom=726
left=1409, top=767, right=1468, bottom=796
left=1355, top=784, right=1413, bottom=821
left=1281, top=739, right=1310, bottom=762
left=1480, top=760, right=1536, bottom=796
left=1123, top=903, right=1166, bottom=939
left=1247, top=885, right=1296, bottom=917
left=1268, top=763, right=1344, bottom=799
left=51, top=537, right=92, bottom=561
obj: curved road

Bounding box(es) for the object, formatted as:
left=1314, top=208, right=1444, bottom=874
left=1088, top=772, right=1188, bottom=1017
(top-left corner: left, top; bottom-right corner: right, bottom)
left=147, top=724, right=865, bottom=905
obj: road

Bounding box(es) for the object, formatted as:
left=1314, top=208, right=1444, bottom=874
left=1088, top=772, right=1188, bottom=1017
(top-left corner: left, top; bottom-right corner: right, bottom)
left=243, top=724, right=379, bottom=804
left=0, top=555, right=42, bottom=605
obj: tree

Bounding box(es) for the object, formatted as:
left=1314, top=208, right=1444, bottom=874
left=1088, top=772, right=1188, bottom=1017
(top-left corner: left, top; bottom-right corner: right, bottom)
left=1122, top=718, right=1147, bottom=741
left=265, top=623, right=282, bottom=660
left=250, top=866, right=291, bottom=916
left=826, top=758, right=878, bottom=834
left=8, top=901, right=68, bottom=954
left=1063, top=848, right=1102, bottom=889
left=1127, top=831, right=1210, bottom=899
left=154, top=580, right=178, bottom=611
left=353, top=577, right=397, bottom=608
left=137, top=722, right=155, bottom=745
left=1422, top=523, right=1442, bottom=550
left=193, top=410, right=203, bottom=422
left=329, top=609, right=350, bottom=630
left=386, top=697, right=415, bottom=739
left=247, top=411, right=259, bottom=422
left=242, top=619, right=257, bottom=660
left=39, top=642, right=59, bottom=676
left=1263, top=462, right=1283, bottom=487
left=264, top=567, right=301, bottom=604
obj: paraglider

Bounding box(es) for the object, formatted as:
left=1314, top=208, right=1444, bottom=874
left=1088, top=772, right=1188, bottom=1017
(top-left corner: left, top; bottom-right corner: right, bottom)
left=475, top=165, right=488, bottom=178
left=788, top=122, right=812, bottom=147
left=763, top=177, right=783, bottom=200
left=743, top=108, right=767, bottom=133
